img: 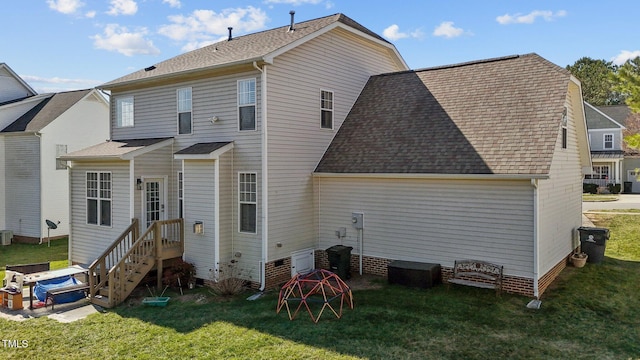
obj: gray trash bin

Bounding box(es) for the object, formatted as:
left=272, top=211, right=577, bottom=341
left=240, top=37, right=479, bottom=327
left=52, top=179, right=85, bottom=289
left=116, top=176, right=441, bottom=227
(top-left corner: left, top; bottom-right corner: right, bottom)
left=326, top=245, right=353, bottom=279
left=577, top=227, right=610, bottom=264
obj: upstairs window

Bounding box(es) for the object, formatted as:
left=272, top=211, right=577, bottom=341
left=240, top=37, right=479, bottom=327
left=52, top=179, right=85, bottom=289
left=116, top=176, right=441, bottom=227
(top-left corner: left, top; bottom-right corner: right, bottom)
left=178, top=171, right=184, bottom=219
left=87, top=171, right=112, bottom=227
left=321, top=90, right=333, bottom=129
left=177, top=87, right=192, bottom=134
left=561, top=107, right=568, bottom=149
left=238, top=79, right=256, bottom=131
left=604, top=134, right=613, bottom=149
left=116, top=96, right=134, bottom=127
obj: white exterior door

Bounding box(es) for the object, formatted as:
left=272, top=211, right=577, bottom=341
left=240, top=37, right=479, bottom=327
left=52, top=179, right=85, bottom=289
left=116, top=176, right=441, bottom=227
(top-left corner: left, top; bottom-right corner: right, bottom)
left=143, top=178, right=166, bottom=228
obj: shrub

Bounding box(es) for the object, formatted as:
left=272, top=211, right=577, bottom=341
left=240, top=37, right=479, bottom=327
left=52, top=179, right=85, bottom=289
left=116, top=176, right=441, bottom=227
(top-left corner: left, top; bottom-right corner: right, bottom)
left=583, top=183, right=598, bottom=194
left=209, top=260, right=249, bottom=296
left=607, top=183, right=621, bottom=194
left=162, top=259, right=195, bottom=288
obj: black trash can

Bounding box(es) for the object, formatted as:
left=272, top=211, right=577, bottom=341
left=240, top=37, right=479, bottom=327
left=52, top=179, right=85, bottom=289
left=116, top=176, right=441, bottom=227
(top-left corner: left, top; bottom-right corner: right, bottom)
left=577, top=227, right=610, bottom=264
left=624, top=181, right=633, bottom=193
left=326, top=245, right=353, bottom=279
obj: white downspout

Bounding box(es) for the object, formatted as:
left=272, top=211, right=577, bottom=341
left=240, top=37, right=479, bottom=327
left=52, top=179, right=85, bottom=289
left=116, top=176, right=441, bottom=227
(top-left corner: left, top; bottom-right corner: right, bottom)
left=531, top=178, right=539, bottom=299
left=214, top=157, right=220, bottom=280
left=129, top=159, right=135, bottom=221
left=67, top=162, right=73, bottom=264
left=254, top=61, right=268, bottom=291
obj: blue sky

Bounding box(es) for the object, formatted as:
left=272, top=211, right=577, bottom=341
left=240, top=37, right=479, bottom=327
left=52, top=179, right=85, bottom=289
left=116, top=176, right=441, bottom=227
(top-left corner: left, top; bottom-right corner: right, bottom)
left=2, top=0, right=639, bottom=93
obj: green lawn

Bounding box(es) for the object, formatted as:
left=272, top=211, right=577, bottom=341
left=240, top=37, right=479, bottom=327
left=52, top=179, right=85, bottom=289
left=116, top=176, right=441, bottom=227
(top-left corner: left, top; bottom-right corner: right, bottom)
left=582, top=194, right=620, bottom=202
left=2, top=219, right=639, bottom=359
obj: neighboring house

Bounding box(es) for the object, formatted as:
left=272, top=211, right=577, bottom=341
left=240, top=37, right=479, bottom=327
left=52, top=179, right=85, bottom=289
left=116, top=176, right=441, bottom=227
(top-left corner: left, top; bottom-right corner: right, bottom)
left=584, top=104, right=640, bottom=193
left=61, top=13, right=408, bottom=301
left=0, top=63, right=37, bottom=103
left=314, top=54, right=591, bottom=298
left=0, top=84, right=110, bottom=243
left=583, top=102, right=626, bottom=189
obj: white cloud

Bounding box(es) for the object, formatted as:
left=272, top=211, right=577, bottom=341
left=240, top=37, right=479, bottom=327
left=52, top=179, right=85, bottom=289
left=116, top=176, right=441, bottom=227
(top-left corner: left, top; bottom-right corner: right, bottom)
left=158, top=6, right=269, bottom=50
left=107, top=0, right=138, bottom=16
left=21, top=75, right=101, bottom=93
left=91, top=24, right=160, bottom=56
left=382, top=24, right=424, bottom=41
left=496, top=10, right=567, bottom=25
left=612, top=50, right=640, bottom=65
left=47, top=0, right=85, bottom=14
left=264, top=0, right=323, bottom=5
left=433, top=21, right=465, bottom=39
left=85, top=10, right=96, bottom=18
left=162, top=0, right=181, bottom=8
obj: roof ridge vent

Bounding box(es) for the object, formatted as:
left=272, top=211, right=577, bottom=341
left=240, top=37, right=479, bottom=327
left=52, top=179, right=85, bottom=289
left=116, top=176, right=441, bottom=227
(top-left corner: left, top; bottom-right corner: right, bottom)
left=288, top=10, right=295, bottom=32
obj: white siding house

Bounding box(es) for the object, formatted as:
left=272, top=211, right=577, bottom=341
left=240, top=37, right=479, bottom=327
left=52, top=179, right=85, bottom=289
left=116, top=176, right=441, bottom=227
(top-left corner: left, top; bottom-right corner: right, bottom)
left=62, top=13, right=407, bottom=289
left=314, top=54, right=591, bottom=297
left=0, top=86, right=109, bottom=243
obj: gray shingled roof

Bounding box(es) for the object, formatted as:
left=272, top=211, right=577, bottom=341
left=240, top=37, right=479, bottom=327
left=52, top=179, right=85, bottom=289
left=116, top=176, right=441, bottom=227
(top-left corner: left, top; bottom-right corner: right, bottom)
left=1, top=89, right=91, bottom=133
left=595, top=104, right=631, bottom=126
left=585, top=103, right=624, bottom=129
left=174, top=142, right=232, bottom=155
left=60, top=138, right=173, bottom=160
left=315, top=54, right=571, bottom=175
left=100, top=13, right=393, bottom=89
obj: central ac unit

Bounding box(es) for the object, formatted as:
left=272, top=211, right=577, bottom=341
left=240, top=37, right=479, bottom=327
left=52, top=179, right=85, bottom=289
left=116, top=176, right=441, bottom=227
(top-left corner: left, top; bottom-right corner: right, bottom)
left=1, top=230, right=13, bottom=246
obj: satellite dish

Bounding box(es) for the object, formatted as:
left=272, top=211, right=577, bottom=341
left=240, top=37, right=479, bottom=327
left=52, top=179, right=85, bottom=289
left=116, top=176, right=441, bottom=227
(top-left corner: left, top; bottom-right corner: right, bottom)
left=46, top=219, right=58, bottom=230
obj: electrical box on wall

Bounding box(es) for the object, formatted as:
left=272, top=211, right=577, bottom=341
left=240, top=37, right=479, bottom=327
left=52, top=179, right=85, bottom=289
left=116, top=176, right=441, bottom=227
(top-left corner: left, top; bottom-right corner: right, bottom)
left=351, top=212, right=364, bottom=230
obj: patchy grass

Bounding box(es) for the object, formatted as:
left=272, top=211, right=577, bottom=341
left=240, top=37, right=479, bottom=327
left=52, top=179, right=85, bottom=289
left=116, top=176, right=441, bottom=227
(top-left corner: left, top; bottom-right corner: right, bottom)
left=1, top=221, right=639, bottom=359
left=582, top=194, right=619, bottom=202
left=585, top=213, right=640, bottom=260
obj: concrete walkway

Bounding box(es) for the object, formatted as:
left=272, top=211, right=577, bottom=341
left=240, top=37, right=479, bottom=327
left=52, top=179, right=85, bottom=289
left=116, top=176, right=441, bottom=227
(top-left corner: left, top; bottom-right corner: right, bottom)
left=0, top=287, right=102, bottom=322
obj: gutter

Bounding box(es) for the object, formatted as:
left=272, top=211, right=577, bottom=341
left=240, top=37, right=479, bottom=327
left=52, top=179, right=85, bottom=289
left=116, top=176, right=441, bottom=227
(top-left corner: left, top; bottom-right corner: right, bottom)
left=254, top=61, right=268, bottom=291
left=531, top=178, right=540, bottom=299
left=313, top=172, right=550, bottom=180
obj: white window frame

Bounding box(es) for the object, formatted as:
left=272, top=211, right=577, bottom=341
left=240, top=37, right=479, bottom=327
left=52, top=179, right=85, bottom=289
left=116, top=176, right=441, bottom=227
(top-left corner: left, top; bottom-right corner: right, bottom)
left=56, top=144, right=67, bottom=170
left=115, top=96, right=134, bottom=127
left=591, top=165, right=610, bottom=180
left=178, top=171, right=184, bottom=219
left=238, top=172, right=257, bottom=234
left=603, top=133, right=613, bottom=149
left=177, top=87, right=192, bottom=135
left=321, top=89, right=334, bottom=130
left=237, top=78, right=256, bottom=131
left=86, top=171, right=112, bottom=227
left=561, top=106, right=568, bottom=149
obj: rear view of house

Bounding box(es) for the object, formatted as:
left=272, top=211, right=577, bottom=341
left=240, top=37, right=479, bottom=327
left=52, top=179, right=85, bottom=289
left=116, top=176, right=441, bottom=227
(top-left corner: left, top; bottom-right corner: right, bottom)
left=62, top=13, right=407, bottom=307
left=315, top=54, right=591, bottom=297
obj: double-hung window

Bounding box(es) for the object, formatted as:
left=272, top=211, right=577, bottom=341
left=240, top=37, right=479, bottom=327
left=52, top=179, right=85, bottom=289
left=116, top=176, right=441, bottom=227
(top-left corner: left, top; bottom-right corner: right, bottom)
left=239, top=173, right=257, bottom=233
left=178, top=171, right=184, bottom=219
left=238, top=79, right=256, bottom=131
left=604, top=134, right=613, bottom=149
left=321, top=90, right=333, bottom=129
left=116, top=96, right=134, bottom=127
left=87, top=171, right=112, bottom=226
left=177, top=87, right=192, bottom=134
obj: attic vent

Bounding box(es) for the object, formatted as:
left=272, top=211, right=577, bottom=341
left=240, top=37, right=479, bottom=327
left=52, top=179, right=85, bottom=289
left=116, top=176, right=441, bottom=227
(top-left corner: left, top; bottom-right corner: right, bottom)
left=144, top=65, right=156, bottom=72
left=228, top=27, right=233, bottom=41
left=289, top=10, right=295, bottom=32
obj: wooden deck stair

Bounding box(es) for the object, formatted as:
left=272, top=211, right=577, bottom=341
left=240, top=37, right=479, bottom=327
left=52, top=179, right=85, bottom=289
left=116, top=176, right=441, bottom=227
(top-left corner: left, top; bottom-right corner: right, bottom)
left=87, top=219, right=184, bottom=308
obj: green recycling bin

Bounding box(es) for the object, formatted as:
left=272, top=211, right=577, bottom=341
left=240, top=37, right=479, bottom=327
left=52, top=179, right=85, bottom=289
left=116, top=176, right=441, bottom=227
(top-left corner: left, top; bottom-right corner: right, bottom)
left=577, top=227, right=610, bottom=264
left=326, top=245, right=353, bottom=279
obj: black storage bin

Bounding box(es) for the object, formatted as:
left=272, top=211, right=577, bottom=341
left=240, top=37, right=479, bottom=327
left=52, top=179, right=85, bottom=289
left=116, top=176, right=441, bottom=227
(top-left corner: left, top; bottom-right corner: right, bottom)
left=577, top=227, right=610, bottom=264
left=624, top=181, right=633, bottom=193
left=388, top=261, right=441, bottom=288
left=326, top=245, right=353, bottom=279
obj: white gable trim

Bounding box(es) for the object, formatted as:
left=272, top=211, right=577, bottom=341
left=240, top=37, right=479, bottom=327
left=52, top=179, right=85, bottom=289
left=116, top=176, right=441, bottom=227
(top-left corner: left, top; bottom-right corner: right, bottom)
left=0, top=63, right=37, bottom=96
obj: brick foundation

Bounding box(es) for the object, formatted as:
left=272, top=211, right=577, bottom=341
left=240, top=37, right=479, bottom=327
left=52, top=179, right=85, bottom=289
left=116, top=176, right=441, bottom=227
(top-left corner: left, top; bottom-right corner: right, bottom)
left=256, top=250, right=571, bottom=297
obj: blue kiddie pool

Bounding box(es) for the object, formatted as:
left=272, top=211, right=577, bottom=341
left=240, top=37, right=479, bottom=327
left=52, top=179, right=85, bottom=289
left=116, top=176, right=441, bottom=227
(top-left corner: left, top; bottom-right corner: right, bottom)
left=34, top=275, right=85, bottom=304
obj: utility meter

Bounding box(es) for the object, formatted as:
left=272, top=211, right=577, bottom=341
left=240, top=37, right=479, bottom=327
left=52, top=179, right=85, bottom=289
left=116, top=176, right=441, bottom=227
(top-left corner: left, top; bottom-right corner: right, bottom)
left=351, top=212, right=364, bottom=230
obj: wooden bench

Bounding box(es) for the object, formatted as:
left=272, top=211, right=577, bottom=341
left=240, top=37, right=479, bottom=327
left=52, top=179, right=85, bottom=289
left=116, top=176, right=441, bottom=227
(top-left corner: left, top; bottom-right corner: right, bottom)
left=46, top=283, right=90, bottom=310
left=447, top=260, right=503, bottom=296
left=6, top=262, right=50, bottom=274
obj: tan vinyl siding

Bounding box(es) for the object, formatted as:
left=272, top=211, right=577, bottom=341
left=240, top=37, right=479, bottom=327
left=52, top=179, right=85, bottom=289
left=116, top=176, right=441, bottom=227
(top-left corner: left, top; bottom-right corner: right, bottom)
left=537, top=86, right=585, bottom=276
left=183, top=160, right=216, bottom=280
left=317, top=177, right=535, bottom=277
left=4, top=136, right=41, bottom=238
left=69, top=161, right=131, bottom=265
left=218, top=151, right=233, bottom=264
left=134, top=146, right=176, bottom=220
left=266, top=27, right=406, bottom=261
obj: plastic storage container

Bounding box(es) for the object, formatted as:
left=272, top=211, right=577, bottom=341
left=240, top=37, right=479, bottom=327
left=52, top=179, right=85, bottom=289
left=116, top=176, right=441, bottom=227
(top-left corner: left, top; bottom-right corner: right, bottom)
left=577, top=227, right=610, bottom=263
left=326, top=245, right=353, bottom=279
